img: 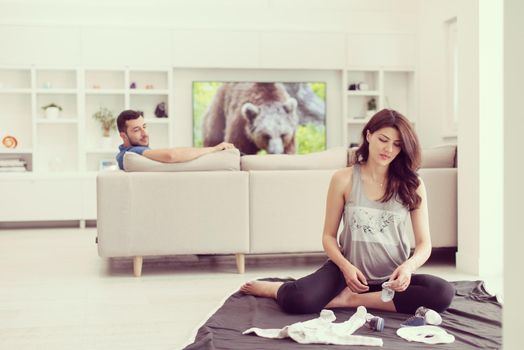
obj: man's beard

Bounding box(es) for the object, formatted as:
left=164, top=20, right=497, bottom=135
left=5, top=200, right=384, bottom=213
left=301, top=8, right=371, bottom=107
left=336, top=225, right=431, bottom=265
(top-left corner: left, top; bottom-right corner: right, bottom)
left=127, top=133, right=149, bottom=147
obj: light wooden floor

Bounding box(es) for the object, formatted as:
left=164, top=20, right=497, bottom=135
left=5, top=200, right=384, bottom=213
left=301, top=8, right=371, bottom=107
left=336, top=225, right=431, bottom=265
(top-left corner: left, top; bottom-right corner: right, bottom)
left=0, top=228, right=502, bottom=350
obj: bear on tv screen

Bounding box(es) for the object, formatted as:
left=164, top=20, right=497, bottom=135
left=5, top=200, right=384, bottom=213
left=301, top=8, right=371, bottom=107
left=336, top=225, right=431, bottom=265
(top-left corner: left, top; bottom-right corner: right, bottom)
left=192, top=82, right=326, bottom=155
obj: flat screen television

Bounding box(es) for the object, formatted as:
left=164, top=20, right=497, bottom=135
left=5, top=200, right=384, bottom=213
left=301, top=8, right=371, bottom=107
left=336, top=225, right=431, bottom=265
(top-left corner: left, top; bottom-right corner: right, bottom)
left=192, top=81, right=326, bottom=155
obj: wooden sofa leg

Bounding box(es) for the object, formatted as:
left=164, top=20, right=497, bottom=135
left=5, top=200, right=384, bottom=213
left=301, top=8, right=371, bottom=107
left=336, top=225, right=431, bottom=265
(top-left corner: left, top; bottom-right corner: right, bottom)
left=133, top=256, right=143, bottom=277
left=235, top=253, right=245, bottom=274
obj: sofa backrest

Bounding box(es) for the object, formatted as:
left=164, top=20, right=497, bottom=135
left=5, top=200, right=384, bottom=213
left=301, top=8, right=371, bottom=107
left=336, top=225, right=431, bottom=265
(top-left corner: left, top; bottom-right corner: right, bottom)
left=420, top=144, right=457, bottom=168
left=123, top=148, right=241, bottom=172
left=240, top=147, right=347, bottom=171
left=347, top=144, right=457, bottom=169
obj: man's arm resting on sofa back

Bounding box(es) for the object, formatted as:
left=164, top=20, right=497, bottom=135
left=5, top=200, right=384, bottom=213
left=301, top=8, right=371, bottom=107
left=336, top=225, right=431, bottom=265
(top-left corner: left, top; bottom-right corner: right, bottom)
left=143, top=142, right=235, bottom=163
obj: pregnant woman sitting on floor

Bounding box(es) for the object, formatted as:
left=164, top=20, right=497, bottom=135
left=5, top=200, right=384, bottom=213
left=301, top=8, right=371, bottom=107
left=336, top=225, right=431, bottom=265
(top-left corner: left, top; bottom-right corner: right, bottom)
left=241, top=109, right=455, bottom=315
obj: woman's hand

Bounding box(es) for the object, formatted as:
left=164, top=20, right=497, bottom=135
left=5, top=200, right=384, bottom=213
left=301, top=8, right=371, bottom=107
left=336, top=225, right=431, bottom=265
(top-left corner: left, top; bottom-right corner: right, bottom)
left=342, top=264, right=369, bottom=293
left=388, top=262, right=413, bottom=292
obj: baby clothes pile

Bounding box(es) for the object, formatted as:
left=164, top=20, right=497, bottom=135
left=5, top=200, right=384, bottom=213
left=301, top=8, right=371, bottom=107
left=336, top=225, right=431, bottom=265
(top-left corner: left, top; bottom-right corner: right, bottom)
left=243, top=306, right=383, bottom=346
left=244, top=305, right=455, bottom=347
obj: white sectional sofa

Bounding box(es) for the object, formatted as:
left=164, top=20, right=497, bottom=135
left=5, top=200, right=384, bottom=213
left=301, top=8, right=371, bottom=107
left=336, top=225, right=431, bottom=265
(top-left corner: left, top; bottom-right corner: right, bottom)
left=96, top=145, right=457, bottom=276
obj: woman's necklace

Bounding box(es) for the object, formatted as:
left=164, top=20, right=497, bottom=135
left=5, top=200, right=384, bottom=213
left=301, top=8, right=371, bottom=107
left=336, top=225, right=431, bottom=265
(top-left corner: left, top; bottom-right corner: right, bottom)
left=370, top=176, right=385, bottom=187
left=363, top=165, right=386, bottom=187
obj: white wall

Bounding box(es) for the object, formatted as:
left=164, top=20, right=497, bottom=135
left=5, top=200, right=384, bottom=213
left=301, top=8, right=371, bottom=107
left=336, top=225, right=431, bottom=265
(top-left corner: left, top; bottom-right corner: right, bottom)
left=418, top=0, right=503, bottom=279
left=0, top=0, right=418, bottom=32
left=0, top=0, right=419, bottom=150
left=0, top=0, right=419, bottom=69
left=454, top=0, right=503, bottom=278
left=477, top=0, right=503, bottom=278
left=417, top=0, right=458, bottom=148
left=504, top=0, right=523, bottom=347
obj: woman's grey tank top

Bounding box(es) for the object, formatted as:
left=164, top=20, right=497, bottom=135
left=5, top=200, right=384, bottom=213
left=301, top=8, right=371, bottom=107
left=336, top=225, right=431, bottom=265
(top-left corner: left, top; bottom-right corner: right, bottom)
left=338, top=164, right=411, bottom=284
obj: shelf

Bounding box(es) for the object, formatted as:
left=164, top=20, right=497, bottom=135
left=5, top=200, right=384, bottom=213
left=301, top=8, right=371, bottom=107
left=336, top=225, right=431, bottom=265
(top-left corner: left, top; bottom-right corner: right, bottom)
left=346, top=91, right=380, bottom=96
left=129, top=89, right=169, bottom=95
left=0, top=88, right=32, bottom=94
left=0, top=171, right=32, bottom=176
left=86, top=89, right=126, bottom=95
left=143, top=118, right=169, bottom=124
left=0, top=148, right=33, bottom=154
left=0, top=66, right=170, bottom=176
left=343, top=67, right=416, bottom=147
left=36, top=119, right=78, bottom=124
left=35, top=89, right=77, bottom=94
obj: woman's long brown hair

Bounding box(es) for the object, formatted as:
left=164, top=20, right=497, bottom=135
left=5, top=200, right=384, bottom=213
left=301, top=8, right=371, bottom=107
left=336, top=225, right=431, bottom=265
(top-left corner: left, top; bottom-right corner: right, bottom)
left=354, top=109, right=422, bottom=210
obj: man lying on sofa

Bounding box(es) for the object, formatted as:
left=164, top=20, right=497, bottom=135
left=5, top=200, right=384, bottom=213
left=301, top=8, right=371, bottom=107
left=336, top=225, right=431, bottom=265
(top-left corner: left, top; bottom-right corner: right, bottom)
left=116, top=109, right=235, bottom=170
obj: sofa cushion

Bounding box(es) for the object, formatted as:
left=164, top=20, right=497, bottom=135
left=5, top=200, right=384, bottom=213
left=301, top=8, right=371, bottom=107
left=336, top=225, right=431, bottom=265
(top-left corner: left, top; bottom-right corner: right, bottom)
left=348, top=144, right=457, bottom=168
left=421, top=144, right=457, bottom=168
left=348, top=147, right=359, bottom=166
left=240, top=147, right=347, bottom=171
left=123, top=148, right=240, bottom=172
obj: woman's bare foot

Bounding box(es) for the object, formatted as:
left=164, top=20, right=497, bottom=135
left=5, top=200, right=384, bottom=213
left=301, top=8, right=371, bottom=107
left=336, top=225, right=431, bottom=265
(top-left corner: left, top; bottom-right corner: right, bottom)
left=240, top=281, right=284, bottom=299
left=325, top=287, right=358, bottom=309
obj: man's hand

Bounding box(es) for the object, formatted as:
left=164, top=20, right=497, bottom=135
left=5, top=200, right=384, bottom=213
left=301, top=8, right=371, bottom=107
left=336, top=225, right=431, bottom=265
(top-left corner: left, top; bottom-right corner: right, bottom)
left=387, top=262, right=413, bottom=292
left=342, top=264, right=369, bottom=293
left=213, top=142, right=236, bottom=151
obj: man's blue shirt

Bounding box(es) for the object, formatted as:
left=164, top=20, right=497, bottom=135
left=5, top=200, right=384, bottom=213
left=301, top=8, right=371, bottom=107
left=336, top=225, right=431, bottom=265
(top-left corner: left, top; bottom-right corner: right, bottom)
left=116, top=144, right=150, bottom=170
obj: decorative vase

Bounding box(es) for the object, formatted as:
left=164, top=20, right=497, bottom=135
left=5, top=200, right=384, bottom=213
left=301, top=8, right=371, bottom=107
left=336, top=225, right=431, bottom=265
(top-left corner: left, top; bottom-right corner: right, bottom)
left=2, top=135, right=17, bottom=148
left=45, top=107, right=60, bottom=119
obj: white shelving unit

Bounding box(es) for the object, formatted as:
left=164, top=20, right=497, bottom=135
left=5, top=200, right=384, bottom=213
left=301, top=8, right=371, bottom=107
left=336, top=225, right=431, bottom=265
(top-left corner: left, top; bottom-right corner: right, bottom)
left=0, top=66, right=172, bottom=173
left=83, top=67, right=172, bottom=172
left=342, top=67, right=416, bottom=147
left=1, top=64, right=414, bottom=223
left=0, top=66, right=173, bottom=223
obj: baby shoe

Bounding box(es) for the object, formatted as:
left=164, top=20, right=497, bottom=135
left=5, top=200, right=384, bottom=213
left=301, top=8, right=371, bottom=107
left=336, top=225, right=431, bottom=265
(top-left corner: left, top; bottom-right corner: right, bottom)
left=415, top=306, right=442, bottom=326
left=366, top=316, right=385, bottom=332
left=381, top=282, right=395, bottom=302
left=401, top=306, right=442, bottom=327
left=400, top=315, right=426, bottom=327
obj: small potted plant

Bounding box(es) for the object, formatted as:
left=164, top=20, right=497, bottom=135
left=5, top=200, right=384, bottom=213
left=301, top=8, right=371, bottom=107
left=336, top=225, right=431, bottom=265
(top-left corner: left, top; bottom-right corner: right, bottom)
left=42, top=103, right=63, bottom=119
left=92, top=107, right=117, bottom=148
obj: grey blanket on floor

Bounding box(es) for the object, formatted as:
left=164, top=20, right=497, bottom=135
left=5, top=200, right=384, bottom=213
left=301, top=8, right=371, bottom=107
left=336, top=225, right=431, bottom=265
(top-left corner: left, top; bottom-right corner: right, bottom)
left=183, top=279, right=502, bottom=350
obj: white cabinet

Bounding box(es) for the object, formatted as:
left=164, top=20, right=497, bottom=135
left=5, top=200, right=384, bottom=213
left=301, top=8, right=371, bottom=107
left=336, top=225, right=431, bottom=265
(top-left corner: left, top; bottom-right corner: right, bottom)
left=342, top=68, right=416, bottom=147
left=1, top=64, right=417, bottom=222
left=0, top=176, right=84, bottom=221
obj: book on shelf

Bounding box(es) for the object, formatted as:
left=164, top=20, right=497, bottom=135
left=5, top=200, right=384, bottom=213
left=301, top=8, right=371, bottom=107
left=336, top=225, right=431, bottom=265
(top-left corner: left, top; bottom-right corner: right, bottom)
left=0, top=166, right=27, bottom=172
left=0, top=158, right=27, bottom=172
left=0, top=158, right=26, bottom=167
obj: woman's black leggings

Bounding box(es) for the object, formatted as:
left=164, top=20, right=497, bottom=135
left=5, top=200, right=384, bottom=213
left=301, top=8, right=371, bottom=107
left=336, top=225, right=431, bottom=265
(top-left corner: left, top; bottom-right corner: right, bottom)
left=276, top=260, right=455, bottom=315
